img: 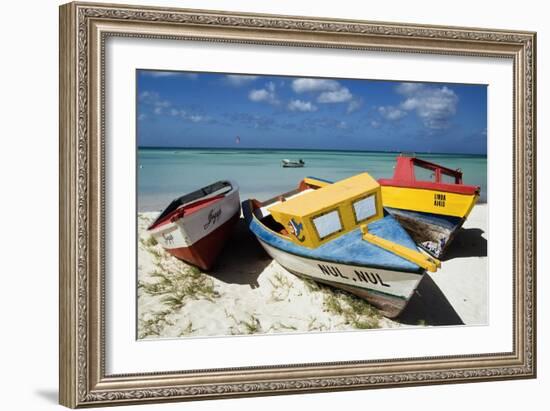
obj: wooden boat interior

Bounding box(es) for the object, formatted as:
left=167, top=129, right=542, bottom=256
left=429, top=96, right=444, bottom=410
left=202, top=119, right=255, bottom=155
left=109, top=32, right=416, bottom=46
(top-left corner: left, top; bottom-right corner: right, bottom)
left=253, top=187, right=314, bottom=238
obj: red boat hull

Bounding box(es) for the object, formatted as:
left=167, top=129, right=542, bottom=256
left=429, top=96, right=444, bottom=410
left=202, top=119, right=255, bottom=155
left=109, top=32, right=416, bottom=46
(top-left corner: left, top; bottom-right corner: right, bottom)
left=165, top=212, right=240, bottom=270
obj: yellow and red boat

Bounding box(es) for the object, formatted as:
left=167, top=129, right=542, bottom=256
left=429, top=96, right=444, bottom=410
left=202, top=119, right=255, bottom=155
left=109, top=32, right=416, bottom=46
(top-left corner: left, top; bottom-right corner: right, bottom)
left=379, top=155, right=480, bottom=258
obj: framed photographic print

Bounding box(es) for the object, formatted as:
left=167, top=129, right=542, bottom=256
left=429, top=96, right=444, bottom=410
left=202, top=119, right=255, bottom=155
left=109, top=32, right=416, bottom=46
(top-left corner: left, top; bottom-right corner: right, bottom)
left=59, top=1, right=536, bottom=408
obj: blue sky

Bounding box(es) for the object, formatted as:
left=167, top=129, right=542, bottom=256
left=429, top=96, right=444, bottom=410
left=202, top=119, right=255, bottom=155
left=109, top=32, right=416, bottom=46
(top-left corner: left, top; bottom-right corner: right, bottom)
left=137, top=70, right=487, bottom=154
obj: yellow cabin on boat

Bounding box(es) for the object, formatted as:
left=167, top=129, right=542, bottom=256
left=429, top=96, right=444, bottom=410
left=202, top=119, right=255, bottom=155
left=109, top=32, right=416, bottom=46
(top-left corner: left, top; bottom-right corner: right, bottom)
left=268, top=173, right=383, bottom=248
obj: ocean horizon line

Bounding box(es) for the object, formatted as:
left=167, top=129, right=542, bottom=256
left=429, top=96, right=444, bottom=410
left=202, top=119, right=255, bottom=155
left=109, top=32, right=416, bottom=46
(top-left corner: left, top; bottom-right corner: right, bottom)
left=137, top=146, right=487, bottom=157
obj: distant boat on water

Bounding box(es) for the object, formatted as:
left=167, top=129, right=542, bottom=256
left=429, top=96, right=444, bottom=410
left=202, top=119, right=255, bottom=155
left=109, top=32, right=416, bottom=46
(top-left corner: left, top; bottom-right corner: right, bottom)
left=281, top=159, right=305, bottom=168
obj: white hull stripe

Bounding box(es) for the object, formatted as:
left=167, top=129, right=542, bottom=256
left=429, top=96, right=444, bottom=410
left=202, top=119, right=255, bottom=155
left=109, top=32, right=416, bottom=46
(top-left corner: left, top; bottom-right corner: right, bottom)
left=284, top=266, right=407, bottom=301
left=259, top=240, right=423, bottom=300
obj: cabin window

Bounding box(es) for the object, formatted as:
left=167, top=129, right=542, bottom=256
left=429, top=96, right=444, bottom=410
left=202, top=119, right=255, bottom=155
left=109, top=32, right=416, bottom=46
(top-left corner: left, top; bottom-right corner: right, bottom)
left=312, top=210, right=343, bottom=240
left=414, top=164, right=435, bottom=182
left=352, top=195, right=377, bottom=223
left=441, top=172, right=458, bottom=184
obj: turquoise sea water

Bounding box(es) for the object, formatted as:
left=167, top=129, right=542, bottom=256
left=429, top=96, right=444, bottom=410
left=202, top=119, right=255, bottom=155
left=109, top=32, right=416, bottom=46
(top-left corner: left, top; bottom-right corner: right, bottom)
left=137, top=148, right=487, bottom=212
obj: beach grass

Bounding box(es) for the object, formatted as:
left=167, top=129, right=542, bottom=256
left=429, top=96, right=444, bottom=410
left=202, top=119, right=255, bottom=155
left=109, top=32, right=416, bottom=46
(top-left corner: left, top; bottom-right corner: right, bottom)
left=321, top=289, right=381, bottom=329
left=136, top=208, right=476, bottom=338
left=137, top=219, right=223, bottom=338
left=143, top=235, right=158, bottom=247
left=139, top=265, right=219, bottom=306
left=226, top=311, right=263, bottom=335
left=138, top=310, right=174, bottom=339
left=268, top=272, right=293, bottom=302
left=178, top=321, right=196, bottom=337
left=270, top=322, right=298, bottom=332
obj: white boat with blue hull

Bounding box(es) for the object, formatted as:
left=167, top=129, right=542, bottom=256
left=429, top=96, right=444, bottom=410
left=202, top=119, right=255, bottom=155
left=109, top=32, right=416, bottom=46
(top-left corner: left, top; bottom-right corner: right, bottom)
left=243, top=174, right=440, bottom=318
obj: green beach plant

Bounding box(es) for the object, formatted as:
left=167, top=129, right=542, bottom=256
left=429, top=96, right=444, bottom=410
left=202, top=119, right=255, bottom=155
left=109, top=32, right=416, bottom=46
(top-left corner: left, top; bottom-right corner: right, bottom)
left=138, top=310, right=174, bottom=339
left=306, top=316, right=327, bottom=332
left=270, top=322, right=298, bottom=332
left=268, top=272, right=293, bottom=302
left=178, top=321, right=196, bottom=337
left=144, top=235, right=158, bottom=247
left=137, top=244, right=221, bottom=338
left=320, top=287, right=381, bottom=329
left=225, top=311, right=263, bottom=335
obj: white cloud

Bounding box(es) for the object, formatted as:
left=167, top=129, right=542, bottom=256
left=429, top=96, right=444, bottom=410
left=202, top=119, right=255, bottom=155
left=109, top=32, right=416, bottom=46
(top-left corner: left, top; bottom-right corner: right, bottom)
left=249, top=89, right=269, bottom=101
left=143, top=71, right=198, bottom=79
left=291, top=78, right=340, bottom=93
left=317, top=87, right=352, bottom=103
left=152, top=99, right=170, bottom=114
left=396, top=82, right=424, bottom=95
left=139, top=91, right=171, bottom=113
left=396, top=83, right=459, bottom=129
left=288, top=99, right=317, bottom=112
left=292, top=78, right=354, bottom=105
left=378, top=106, right=407, bottom=121
left=248, top=82, right=279, bottom=105
left=139, top=90, right=206, bottom=122
left=370, top=120, right=381, bottom=128
left=225, top=75, right=258, bottom=86
left=167, top=107, right=207, bottom=123
left=347, top=99, right=363, bottom=113
left=138, top=91, right=156, bottom=102
left=146, top=71, right=178, bottom=78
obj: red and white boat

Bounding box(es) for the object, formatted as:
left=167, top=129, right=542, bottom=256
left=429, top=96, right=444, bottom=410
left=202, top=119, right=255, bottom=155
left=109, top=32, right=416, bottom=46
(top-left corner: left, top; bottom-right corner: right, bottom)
left=147, top=181, right=240, bottom=270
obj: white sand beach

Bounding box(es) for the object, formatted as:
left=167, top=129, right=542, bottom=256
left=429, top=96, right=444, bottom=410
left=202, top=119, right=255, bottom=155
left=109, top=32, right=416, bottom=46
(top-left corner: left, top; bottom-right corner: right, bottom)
left=137, top=204, right=487, bottom=339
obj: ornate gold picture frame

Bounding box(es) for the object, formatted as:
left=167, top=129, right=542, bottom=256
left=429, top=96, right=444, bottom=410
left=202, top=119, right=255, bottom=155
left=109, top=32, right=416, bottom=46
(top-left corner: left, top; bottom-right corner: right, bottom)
left=59, top=2, right=536, bottom=408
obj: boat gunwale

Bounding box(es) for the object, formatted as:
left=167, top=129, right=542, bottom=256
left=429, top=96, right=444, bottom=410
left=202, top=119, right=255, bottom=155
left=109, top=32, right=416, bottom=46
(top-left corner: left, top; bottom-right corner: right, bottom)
left=147, top=180, right=239, bottom=230
left=379, top=178, right=480, bottom=196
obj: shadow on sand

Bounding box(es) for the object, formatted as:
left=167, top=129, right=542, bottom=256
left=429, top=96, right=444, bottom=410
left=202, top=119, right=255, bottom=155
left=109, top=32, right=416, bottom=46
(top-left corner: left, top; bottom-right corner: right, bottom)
left=207, top=217, right=271, bottom=288
left=397, top=275, right=464, bottom=326
left=443, top=228, right=487, bottom=260
left=396, top=227, right=487, bottom=325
